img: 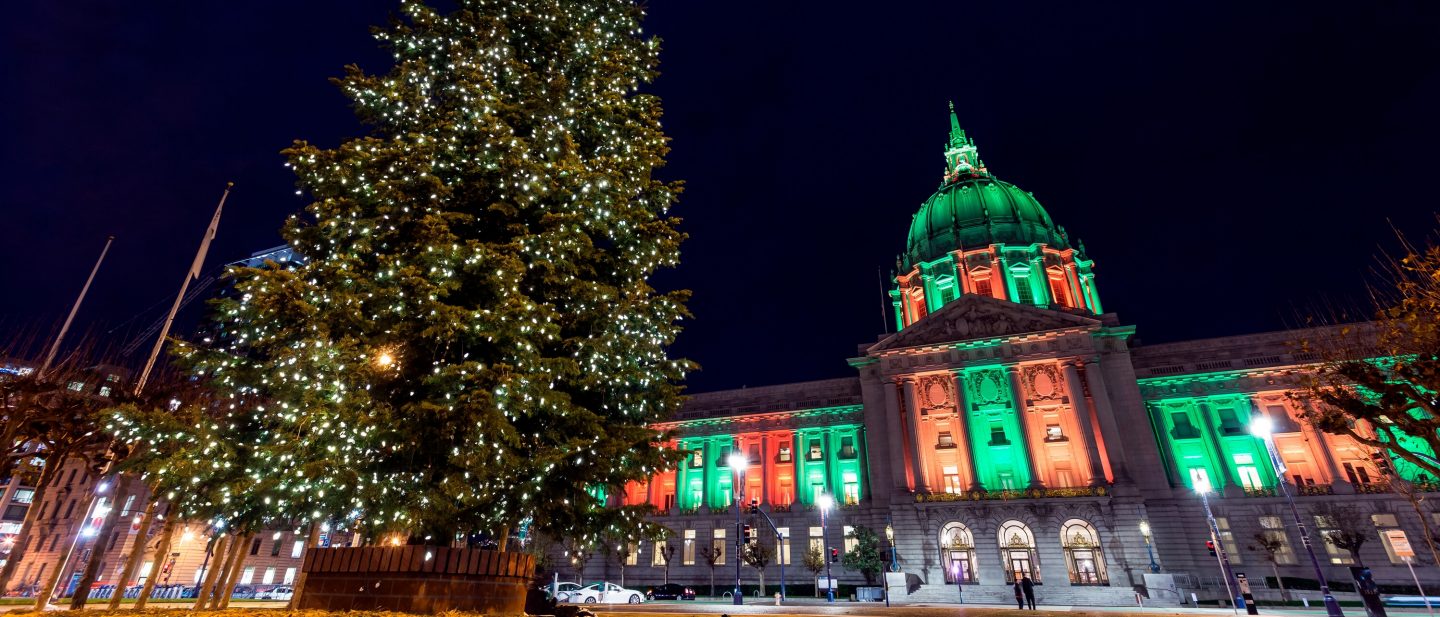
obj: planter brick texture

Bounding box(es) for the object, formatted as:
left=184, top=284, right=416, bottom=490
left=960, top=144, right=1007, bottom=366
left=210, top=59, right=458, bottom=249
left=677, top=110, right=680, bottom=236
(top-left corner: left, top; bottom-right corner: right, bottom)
left=298, top=546, right=535, bottom=614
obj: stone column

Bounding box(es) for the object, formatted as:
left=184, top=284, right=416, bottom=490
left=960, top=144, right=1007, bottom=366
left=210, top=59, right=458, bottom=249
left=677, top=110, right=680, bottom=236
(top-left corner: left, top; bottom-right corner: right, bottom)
left=1005, top=366, right=1044, bottom=489
left=760, top=433, right=771, bottom=505
left=951, top=371, right=985, bottom=493
left=901, top=378, right=932, bottom=493
left=1195, top=400, right=1239, bottom=497
left=1062, top=360, right=1108, bottom=486
left=1031, top=256, right=1052, bottom=307
left=1082, top=361, right=1129, bottom=482
left=884, top=379, right=913, bottom=492
left=992, top=249, right=1010, bottom=301
left=1299, top=398, right=1351, bottom=493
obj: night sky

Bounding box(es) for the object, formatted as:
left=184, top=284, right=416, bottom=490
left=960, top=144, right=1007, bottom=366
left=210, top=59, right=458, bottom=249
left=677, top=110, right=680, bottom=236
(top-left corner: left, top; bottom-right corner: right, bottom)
left=4, top=2, right=1440, bottom=393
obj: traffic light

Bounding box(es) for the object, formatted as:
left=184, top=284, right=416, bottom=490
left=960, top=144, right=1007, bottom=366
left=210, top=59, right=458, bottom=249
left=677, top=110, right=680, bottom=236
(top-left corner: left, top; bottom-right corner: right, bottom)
left=830, top=548, right=840, bottom=563
left=742, top=524, right=753, bottom=542
left=1205, top=540, right=1217, bottom=557
left=748, top=498, right=760, bottom=515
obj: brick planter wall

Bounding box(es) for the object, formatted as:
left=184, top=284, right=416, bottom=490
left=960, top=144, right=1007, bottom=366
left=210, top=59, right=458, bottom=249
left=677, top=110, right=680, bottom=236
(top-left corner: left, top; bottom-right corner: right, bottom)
left=297, top=546, right=535, bottom=614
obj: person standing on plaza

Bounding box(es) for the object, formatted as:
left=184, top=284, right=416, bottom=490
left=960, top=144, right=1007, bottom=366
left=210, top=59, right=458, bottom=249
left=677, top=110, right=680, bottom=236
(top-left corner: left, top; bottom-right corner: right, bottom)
left=1021, top=574, right=1036, bottom=610
left=1013, top=580, right=1025, bottom=609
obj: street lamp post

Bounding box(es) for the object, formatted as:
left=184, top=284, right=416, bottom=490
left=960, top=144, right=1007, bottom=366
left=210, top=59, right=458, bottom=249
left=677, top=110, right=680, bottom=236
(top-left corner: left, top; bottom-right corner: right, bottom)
left=727, top=452, right=746, bottom=606
left=1197, top=480, right=1244, bottom=614
left=1251, top=416, right=1346, bottom=617
left=1139, top=521, right=1160, bottom=573
left=817, top=493, right=835, bottom=603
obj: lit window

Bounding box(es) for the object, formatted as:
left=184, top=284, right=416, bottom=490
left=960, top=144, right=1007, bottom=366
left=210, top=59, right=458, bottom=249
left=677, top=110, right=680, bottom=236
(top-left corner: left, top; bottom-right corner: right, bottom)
left=1045, top=425, right=1065, bottom=442
left=67, top=382, right=85, bottom=392
left=843, top=472, right=860, bottom=504
left=1215, top=517, right=1240, bottom=564
left=809, top=526, right=824, bottom=552
left=1313, top=515, right=1352, bottom=565
left=683, top=530, right=696, bottom=565
left=942, top=466, right=962, bottom=494
left=712, top=529, right=726, bottom=565
left=12, top=489, right=33, bottom=505
left=937, top=432, right=956, bottom=448
left=291, top=540, right=304, bottom=558
left=843, top=526, right=858, bottom=554
left=283, top=567, right=297, bottom=584
left=777, top=446, right=792, bottom=463
left=840, top=437, right=857, bottom=459
left=1013, top=273, right=1035, bottom=305
left=98, top=387, right=111, bottom=397
left=808, top=440, right=823, bottom=460
left=1373, top=514, right=1407, bottom=564
left=239, top=567, right=255, bottom=585
left=1257, top=516, right=1296, bottom=565
left=625, top=542, right=639, bottom=566
left=262, top=567, right=276, bottom=584
left=989, top=425, right=1009, bottom=446
left=777, top=528, right=791, bottom=565
left=975, top=277, right=992, bottom=298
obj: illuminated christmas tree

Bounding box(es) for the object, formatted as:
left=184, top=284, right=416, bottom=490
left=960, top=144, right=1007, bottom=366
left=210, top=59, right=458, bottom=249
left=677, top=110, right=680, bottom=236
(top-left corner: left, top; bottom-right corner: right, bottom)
left=176, top=0, right=688, bottom=546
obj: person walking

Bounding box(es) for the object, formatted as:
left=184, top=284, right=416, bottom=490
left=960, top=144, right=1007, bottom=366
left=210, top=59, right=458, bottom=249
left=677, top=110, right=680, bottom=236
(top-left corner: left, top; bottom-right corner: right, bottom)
left=1013, top=580, right=1025, bottom=610
left=1020, top=574, right=1036, bottom=610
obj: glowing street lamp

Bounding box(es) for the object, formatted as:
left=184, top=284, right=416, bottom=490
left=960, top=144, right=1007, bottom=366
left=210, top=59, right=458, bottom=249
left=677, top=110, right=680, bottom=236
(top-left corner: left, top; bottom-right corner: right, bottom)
left=1250, top=416, right=1345, bottom=617
left=1195, top=478, right=1243, bottom=614
left=884, top=523, right=895, bottom=607
left=727, top=451, right=747, bottom=606
left=1139, top=521, right=1160, bottom=573
left=817, top=493, right=835, bottom=603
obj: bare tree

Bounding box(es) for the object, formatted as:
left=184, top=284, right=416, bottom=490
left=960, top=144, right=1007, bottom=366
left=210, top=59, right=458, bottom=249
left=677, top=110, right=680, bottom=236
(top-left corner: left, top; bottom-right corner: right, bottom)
left=741, top=541, right=773, bottom=597
left=1316, top=503, right=1370, bottom=566
left=699, top=544, right=723, bottom=598
left=1248, top=533, right=1291, bottom=601
left=657, top=541, right=677, bottom=585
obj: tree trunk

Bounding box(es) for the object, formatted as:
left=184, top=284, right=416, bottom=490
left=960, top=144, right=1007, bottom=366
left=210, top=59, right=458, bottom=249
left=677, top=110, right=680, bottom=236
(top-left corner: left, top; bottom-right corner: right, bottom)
left=205, top=532, right=245, bottom=608
left=286, top=523, right=322, bottom=610
left=191, top=534, right=230, bottom=610
left=663, top=563, right=669, bottom=585
left=710, top=568, right=715, bottom=598
left=134, top=510, right=177, bottom=610
left=497, top=525, right=510, bottom=552
left=34, top=484, right=95, bottom=609
left=0, top=458, right=60, bottom=594
left=108, top=493, right=158, bottom=610
left=217, top=532, right=255, bottom=609
left=758, top=570, right=766, bottom=597
left=1270, top=561, right=1289, bottom=601
left=69, top=475, right=133, bottom=609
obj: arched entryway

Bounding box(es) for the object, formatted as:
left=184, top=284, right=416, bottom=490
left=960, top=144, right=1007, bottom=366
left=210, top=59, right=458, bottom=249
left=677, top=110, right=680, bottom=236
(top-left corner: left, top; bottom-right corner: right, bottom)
left=1060, top=518, right=1109, bottom=585
left=939, top=522, right=977, bottom=584
left=998, top=520, right=1039, bottom=584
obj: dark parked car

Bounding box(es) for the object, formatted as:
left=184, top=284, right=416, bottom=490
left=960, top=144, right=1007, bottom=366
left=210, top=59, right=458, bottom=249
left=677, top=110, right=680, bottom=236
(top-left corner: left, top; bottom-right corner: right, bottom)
left=646, top=584, right=696, bottom=600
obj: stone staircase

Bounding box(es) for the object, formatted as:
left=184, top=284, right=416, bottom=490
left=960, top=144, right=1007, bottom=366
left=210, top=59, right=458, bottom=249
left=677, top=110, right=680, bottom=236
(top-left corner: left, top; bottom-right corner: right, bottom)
left=898, top=583, right=1144, bottom=607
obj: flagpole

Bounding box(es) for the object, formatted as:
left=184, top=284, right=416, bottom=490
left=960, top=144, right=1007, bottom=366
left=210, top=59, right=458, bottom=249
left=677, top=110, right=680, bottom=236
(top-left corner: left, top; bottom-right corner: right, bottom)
left=40, top=236, right=114, bottom=377
left=134, top=182, right=232, bottom=395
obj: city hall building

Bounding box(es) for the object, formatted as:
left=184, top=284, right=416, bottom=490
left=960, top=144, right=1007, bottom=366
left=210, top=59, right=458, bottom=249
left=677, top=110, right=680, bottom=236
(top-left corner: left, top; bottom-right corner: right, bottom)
left=577, top=109, right=1440, bottom=605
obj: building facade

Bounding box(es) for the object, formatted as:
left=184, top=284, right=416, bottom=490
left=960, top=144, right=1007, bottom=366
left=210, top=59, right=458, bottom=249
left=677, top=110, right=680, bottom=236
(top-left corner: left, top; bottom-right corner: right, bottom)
left=572, top=107, right=1439, bottom=605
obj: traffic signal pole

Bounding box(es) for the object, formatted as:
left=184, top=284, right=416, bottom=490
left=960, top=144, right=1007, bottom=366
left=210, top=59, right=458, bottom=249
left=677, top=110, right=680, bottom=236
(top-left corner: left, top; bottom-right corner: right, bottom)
left=747, top=499, right=787, bottom=602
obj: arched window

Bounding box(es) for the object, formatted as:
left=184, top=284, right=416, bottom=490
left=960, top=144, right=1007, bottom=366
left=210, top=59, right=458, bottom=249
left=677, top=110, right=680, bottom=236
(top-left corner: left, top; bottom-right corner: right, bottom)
left=939, top=522, right=976, bottom=584
left=998, top=520, right=1039, bottom=584
left=1060, top=519, right=1109, bottom=585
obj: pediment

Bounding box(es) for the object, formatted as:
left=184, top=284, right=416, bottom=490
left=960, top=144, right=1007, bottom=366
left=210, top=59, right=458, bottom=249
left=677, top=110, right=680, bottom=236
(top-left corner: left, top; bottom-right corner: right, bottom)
left=869, top=295, right=1101, bottom=354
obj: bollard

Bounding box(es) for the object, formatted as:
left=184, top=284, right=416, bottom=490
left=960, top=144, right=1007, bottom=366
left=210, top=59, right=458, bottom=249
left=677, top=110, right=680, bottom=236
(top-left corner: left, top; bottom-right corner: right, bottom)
left=775, top=592, right=781, bottom=606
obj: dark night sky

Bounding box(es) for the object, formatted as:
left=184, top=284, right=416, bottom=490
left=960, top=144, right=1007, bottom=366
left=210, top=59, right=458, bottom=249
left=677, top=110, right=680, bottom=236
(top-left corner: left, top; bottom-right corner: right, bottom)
left=3, top=2, right=1440, bottom=392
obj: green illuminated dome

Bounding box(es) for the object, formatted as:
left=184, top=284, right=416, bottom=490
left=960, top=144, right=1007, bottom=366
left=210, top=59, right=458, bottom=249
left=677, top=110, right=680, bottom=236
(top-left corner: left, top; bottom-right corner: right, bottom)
left=903, top=105, right=1069, bottom=267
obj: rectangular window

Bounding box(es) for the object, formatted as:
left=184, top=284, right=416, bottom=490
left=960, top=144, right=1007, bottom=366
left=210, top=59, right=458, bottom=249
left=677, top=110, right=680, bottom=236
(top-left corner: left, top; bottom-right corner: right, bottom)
left=1216, top=407, right=1245, bottom=435
left=937, top=432, right=956, bottom=448
left=283, top=567, right=297, bottom=585
left=989, top=424, right=1008, bottom=446
left=683, top=529, right=696, bottom=565
left=748, top=445, right=761, bottom=462
left=843, top=471, right=860, bottom=504
left=975, top=277, right=993, bottom=298
left=262, top=567, right=276, bottom=584
left=271, top=537, right=283, bottom=557
left=239, top=567, right=255, bottom=585
left=1215, top=517, right=1240, bottom=564
left=1048, top=277, right=1069, bottom=307
left=12, top=489, right=34, bottom=504
left=1014, top=275, right=1035, bottom=305
left=1189, top=467, right=1213, bottom=492
left=943, top=465, right=962, bottom=494
left=717, top=445, right=732, bottom=465
left=808, top=440, right=823, bottom=460
left=67, top=381, right=85, bottom=392
left=194, top=568, right=207, bottom=584
left=625, top=542, right=639, bottom=566
left=1171, top=412, right=1201, bottom=439
left=1045, top=424, right=1065, bottom=442
left=1237, top=465, right=1263, bottom=491
left=843, top=526, right=858, bottom=554
left=291, top=540, right=304, bottom=559
left=809, top=526, right=824, bottom=553
left=713, top=529, right=726, bottom=565
left=1314, top=515, right=1353, bottom=564
left=652, top=541, right=668, bottom=566
left=1258, top=516, right=1297, bottom=565
left=1373, top=514, right=1406, bottom=564
left=777, top=446, right=792, bottom=463
left=690, top=450, right=704, bottom=468
left=250, top=537, right=262, bottom=555
left=63, top=500, right=76, bottom=519
left=840, top=437, right=857, bottom=459
left=778, top=528, right=791, bottom=565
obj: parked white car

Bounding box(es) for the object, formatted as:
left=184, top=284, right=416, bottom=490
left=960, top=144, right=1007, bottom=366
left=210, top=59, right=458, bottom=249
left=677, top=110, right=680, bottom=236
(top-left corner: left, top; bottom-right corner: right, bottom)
left=563, top=582, right=645, bottom=604
left=258, top=586, right=294, bottom=601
